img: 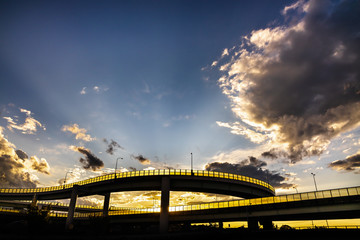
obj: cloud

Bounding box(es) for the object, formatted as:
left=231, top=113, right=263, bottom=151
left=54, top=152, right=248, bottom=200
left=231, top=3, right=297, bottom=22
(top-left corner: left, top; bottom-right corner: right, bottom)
left=28, top=156, right=50, bottom=175
left=221, top=48, right=229, bottom=57
left=80, top=87, right=87, bottom=95
left=79, top=86, right=109, bottom=95
left=61, top=124, right=95, bottom=142
left=328, top=152, right=360, bottom=173
left=131, top=154, right=151, bottom=165
left=57, top=166, right=86, bottom=185
left=216, top=121, right=268, bottom=143
left=3, top=108, right=46, bottom=134
left=216, top=0, right=360, bottom=163
left=0, top=127, right=50, bottom=187
left=93, top=85, right=109, bottom=94
left=103, top=138, right=124, bottom=155
left=205, top=156, right=295, bottom=189
left=15, top=149, right=29, bottom=160
left=93, top=86, right=100, bottom=93
left=70, top=146, right=104, bottom=171
left=282, top=0, right=309, bottom=15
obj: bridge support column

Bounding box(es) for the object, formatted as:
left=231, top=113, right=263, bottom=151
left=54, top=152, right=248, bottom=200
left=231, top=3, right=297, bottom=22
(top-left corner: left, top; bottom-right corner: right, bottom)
left=218, top=221, right=223, bottom=229
left=31, top=193, right=38, bottom=207
left=159, top=176, right=170, bottom=233
left=103, top=192, right=111, bottom=217
left=248, top=218, right=259, bottom=231
left=260, top=219, right=273, bottom=230
left=65, top=185, right=79, bottom=231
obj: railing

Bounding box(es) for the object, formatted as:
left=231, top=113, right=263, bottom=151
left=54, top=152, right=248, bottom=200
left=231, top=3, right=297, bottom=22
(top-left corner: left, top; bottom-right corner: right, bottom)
left=0, top=207, right=21, bottom=214
left=2, top=200, right=103, bottom=210
left=0, top=169, right=274, bottom=194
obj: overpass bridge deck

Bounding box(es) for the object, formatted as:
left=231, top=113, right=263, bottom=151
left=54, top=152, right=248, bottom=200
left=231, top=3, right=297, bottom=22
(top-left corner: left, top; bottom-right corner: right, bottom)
left=1, top=186, right=358, bottom=220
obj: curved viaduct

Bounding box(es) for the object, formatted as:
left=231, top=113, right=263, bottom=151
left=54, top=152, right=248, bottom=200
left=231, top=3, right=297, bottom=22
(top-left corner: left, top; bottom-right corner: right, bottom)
left=0, top=169, right=274, bottom=232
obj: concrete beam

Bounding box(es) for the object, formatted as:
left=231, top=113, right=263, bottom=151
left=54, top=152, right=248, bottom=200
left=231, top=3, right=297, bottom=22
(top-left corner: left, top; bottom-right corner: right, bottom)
left=65, top=185, right=79, bottom=231
left=159, top=176, right=170, bottom=233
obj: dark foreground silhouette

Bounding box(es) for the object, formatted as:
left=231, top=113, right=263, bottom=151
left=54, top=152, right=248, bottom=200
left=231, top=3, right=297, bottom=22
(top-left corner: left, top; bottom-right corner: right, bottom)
left=0, top=213, right=358, bottom=240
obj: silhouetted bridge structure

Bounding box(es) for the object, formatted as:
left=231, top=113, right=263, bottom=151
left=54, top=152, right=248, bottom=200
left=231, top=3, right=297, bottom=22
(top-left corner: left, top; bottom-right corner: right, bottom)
left=0, top=170, right=359, bottom=232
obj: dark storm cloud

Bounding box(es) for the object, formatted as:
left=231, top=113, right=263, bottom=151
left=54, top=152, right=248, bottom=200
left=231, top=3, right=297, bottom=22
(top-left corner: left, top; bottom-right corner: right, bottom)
left=103, top=138, right=124, bottom=155
left=205, top=157, right=294, bottom=189
left=0, top=128, right=51, bottom=187
left=15, top=149, right=28, bottom=160
left=131, top=154, right=151, bottom=165
left=218, top=0, right=360, bottom=163
left=0, top=154, right=36, bottom=188
left=328, top=153, right=360, bottom=173
left=29, top=156, right=50, bottom=175
left=71, top=146, right=104, bottom=171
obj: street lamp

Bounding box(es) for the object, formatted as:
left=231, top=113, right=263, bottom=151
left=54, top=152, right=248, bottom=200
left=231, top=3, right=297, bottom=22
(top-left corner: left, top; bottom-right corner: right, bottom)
left=190, top=153, right=193, bottom=175
left=293, top=186, right=298, bottom=194
left=115, top=157, right=123, bottom=179
left=63, top=171, right=73, bottom=189
left=311, top=173, right=318, bottom=191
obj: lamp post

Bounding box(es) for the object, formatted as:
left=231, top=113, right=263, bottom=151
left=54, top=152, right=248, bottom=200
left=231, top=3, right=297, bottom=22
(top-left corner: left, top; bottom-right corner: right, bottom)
left=293, top=186, right=298, bottom=194
left=115, top=157, right=123, bottom=179
left=191, top=153, right=193, bottom=175
left=63, top=171, right=73, bottom=189
left=311, top=173, right=318, bottom=191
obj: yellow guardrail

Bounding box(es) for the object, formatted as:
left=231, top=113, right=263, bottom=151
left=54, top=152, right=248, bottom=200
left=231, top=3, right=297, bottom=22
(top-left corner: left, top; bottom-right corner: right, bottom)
left=0, top=207, right=21, bottom=214
left=1, top=200, right=103, bottom=210
left=0, top=169, right=275, bottom=194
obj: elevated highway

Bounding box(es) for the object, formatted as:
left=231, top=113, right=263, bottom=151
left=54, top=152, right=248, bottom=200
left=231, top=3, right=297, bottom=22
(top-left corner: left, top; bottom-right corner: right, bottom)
left=0, top=169, right=274, bottom=232
left=1, top=170, right=359, bottom=232
left=106, top=186, right=360, bottom=230
left=0, top=169, right=274, bottom=200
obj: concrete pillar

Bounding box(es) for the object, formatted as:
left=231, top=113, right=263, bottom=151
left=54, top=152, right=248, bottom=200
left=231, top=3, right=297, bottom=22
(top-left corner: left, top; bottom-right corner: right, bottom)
left=31, top=193, right=38, bottom=207
left=159, top=176, right=170, bottom=233
left=103, top=192, right=111, bottom=217
left=261, top=220, right=273, bottom=230
left=218, top=221, right=223, bottom=229
left=65, top=185, right=79, bottom=231
left=248, top=219, right=259, bottom=231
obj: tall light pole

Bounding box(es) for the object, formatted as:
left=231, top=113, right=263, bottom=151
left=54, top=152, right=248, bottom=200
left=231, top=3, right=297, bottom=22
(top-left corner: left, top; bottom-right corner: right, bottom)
left=191, top=153, right=193, bottom=175
left=63, top=171, right=72, bottom=189
left=115, top=157, right=123, bottom=179
left=293, top=186, right=298, bottom=194
left=311, top=173, right=318, bottom=191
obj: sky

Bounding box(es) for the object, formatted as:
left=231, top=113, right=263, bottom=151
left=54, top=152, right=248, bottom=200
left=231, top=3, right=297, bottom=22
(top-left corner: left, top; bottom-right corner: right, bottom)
left=0, top=0, right=359, bottom=207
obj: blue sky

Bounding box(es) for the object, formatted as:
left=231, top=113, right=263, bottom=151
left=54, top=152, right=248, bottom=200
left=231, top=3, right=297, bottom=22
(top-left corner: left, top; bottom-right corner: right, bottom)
left=1, top=0, right=359, bottom=194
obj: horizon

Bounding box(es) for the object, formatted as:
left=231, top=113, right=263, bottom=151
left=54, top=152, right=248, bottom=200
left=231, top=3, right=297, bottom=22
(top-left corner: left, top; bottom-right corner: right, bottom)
left=0, top=0, right=359, bottom=221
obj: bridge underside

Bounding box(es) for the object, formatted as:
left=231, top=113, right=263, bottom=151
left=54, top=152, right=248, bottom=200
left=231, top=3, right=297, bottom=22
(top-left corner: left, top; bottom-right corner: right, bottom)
left=2, top=172, right=359, bottom=233
left=0, top=173, right=275, bottom=233
left=107, top=196, right=360, bottom=226
left=0, top=175, right=273, bottom=201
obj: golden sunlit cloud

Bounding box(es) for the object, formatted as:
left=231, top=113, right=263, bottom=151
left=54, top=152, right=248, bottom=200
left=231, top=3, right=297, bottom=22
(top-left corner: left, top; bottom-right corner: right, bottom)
left=62, top=123, right=95, bottom=142
left=3, top=108, right=45, bottom=134
left=0, top=127, right=50, bottom=187
left=329, top=151, right=360, bottom=174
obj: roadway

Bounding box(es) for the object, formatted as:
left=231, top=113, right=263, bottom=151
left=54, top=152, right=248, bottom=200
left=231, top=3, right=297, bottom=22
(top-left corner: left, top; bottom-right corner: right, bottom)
left=0, top=170, right=359, bottom=232
left=0, top=169, right=275, bottom=232
left=0, top=169, right=274, bottom=200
